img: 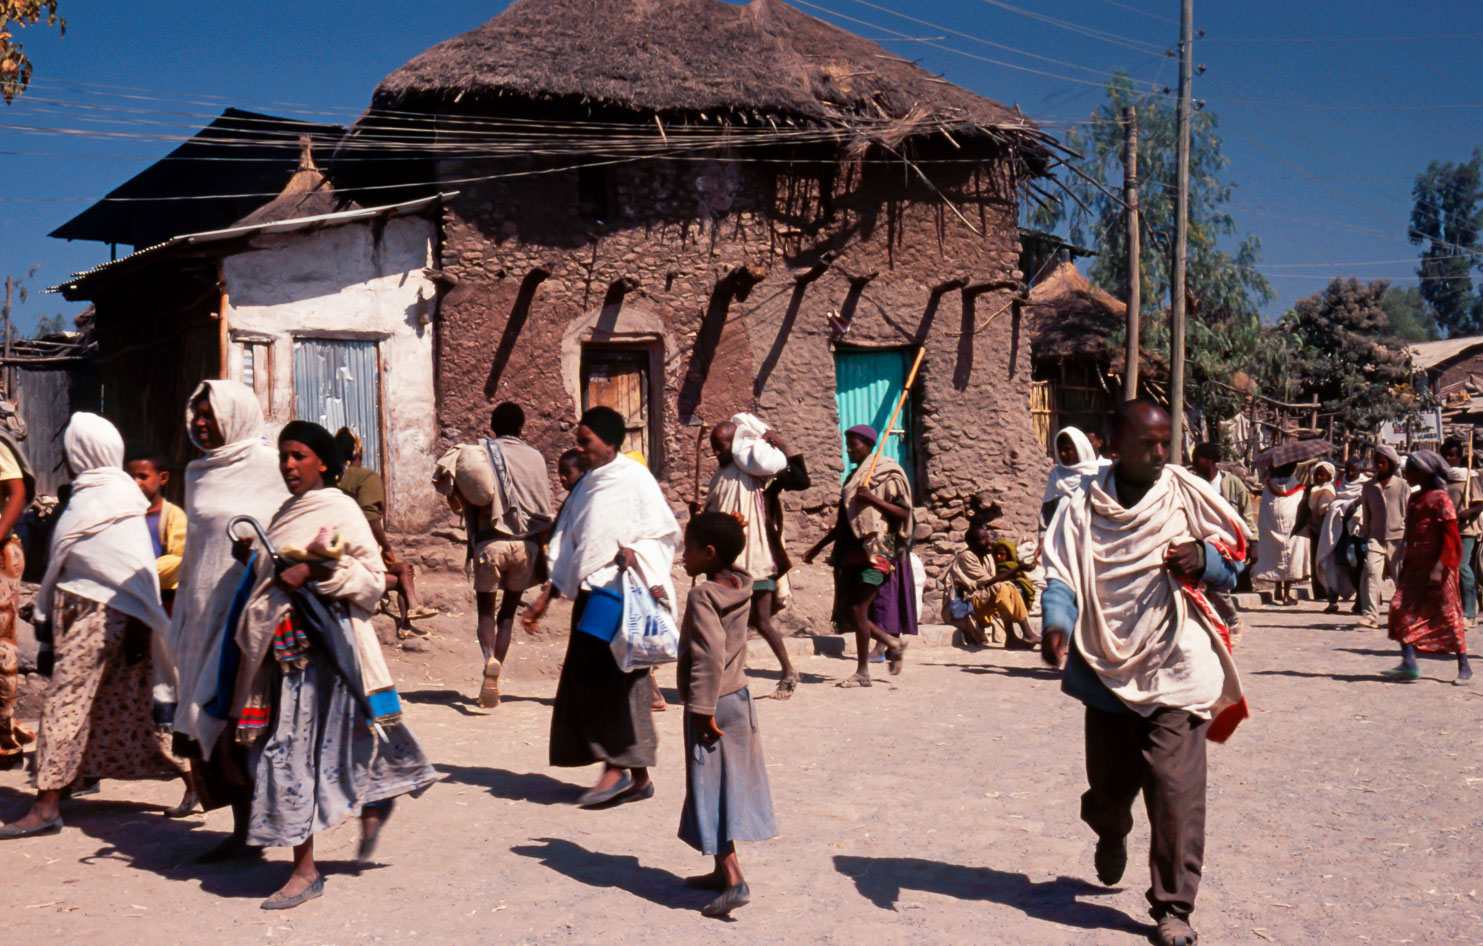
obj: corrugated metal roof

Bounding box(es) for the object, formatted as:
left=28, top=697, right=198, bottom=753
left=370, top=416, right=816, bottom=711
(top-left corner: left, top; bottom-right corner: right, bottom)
left=49, top=192, right=456, bottom=299
left=1409, top=336, right=1483, bottom=371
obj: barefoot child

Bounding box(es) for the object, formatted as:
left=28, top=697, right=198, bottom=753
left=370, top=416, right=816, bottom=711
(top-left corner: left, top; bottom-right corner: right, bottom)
left=677, top=512, right=777, bottom=918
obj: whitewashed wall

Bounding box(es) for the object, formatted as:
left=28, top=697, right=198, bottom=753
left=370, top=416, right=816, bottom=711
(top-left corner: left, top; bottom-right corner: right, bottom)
left=222, top=215, right=441, bottom=530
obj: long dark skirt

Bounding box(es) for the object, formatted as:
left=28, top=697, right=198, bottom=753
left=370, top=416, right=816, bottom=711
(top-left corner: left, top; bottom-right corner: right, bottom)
left=549, top=593, right=657, bottom=769
left=679, top=687, right=777, bottom=856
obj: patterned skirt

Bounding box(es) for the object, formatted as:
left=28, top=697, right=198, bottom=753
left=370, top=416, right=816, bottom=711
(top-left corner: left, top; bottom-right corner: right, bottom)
left=34, top=590, right=184, bottom=790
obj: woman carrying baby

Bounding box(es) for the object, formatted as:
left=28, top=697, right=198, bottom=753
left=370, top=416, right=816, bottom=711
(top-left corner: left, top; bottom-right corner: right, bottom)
left=229, top=421, right=440, bottom=909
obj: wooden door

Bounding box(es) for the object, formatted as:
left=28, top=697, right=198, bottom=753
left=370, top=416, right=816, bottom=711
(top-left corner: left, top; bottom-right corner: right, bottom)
left=582, top=348, right=650, bottom=464
left=833, top=346, right=914, bottom=488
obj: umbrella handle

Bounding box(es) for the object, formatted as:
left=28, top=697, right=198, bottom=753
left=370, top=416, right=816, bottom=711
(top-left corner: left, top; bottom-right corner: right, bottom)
left=227, top=515, right=282, bottom=566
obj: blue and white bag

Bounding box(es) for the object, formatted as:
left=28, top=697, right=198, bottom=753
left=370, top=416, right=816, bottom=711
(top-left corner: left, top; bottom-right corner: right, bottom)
left=611, top=567, right=680, bottom=672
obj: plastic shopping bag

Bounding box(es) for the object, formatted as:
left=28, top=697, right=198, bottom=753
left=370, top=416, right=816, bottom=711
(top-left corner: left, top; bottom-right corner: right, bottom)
left=611, top=568, right=680, bottom=672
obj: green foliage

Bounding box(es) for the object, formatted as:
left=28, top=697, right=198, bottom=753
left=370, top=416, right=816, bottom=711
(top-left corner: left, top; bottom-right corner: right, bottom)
left=31, top=312, right=66, bottom=336
left=1277, top=278, right=1412, bottom=433
left=1408, top=149, right=1483, bottom=336
left=1028, top=74, right=1275, bottom=421
left=1380, top=286, right=1437, bottom=343
left=0, top=1, right=64, bottom=103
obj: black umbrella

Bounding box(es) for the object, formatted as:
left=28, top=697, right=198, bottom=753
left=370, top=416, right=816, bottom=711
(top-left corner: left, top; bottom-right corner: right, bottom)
left=228, top=515, right=378, bottom=728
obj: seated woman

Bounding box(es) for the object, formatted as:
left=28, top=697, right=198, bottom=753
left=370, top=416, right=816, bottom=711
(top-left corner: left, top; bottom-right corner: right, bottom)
left=1, top=413, right=187, bottom=839
left=942, top=515, right=1037, bottom=648
left=230, top=421, right=440, bottom=908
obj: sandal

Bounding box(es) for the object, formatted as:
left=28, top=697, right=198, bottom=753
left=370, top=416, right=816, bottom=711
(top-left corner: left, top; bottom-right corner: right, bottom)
left=1381, top=666, right=1420, bottom=682
left=260, top=874, right=324, bottom=911
left=835, top=673, right=872, bottom=688
left=887, top=639, right=907, bottom=676
left=770, top=675, right=800, bottom=701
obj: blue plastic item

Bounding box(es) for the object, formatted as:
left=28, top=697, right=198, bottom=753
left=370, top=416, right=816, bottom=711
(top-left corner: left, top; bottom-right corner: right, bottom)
left=576, top=585, right=625, bottom=642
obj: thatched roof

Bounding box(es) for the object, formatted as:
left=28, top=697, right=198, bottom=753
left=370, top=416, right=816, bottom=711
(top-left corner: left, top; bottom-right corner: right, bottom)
left=1025, top=261, right=1126, bottom=364
left=372, top=0, right=1045, bottom=147
left=234, top=138, right=358, bottom=227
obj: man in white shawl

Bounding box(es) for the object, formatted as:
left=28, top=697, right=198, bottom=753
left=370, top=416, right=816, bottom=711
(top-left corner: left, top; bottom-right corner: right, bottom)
left=168, top=380, right=289, bottom=859
left=1, top=414, right=187, bottom=840
left=694, top=413, right=810, bottom=700
left=1041, top=401, right=1247, bottom=946
left=1042, top=426, right=1102, bottom=529
left=1191, top=442, right=1256, bottom=643
left=1253, top=461, right=1310, bottom=605
left=530, top=405, right=681, bottom=809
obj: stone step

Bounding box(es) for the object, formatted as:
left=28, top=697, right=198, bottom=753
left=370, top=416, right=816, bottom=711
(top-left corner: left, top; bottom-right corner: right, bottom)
left=1231, top=592, right=1265, bottom=610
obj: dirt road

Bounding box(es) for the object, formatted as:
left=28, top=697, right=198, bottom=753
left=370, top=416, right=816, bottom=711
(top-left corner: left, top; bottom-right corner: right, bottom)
left=3, top=599, right=1481, bottom=944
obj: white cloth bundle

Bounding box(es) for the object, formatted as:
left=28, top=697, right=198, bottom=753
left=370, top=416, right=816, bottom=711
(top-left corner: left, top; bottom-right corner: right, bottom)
left=1042, top=426, right=1101, bottom=505
left=729, top=412, right=787, bottom=478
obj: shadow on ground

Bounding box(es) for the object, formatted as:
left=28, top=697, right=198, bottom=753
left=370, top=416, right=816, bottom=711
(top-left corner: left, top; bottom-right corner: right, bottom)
left=929, top=661, right=1061, bottom=681
left=434, top=763, right=580, bottom=805
left=833, top=854, right=1151, bottom=936
left=400, top=687, right=555, bottom=715
left=511, top=836, right=700, bottom=910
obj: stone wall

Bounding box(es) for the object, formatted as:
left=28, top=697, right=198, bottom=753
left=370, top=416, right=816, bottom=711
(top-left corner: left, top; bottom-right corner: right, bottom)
left=429, top=144, right=1052, bottom=604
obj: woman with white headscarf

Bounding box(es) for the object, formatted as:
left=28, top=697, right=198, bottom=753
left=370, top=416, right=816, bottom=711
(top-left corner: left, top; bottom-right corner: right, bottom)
left=0, top=413, right=186, bottom=840
left=1041, top=426, right=1102, bottom=529
left=168, top=380, right=289, bottom=860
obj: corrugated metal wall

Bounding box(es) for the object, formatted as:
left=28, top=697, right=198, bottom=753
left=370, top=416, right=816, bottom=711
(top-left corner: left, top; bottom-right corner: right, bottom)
left=291, top=338, right=382, bottom=471
left=14, top=367, right=73, bottom=495
left=833, top=347, right=914, bottom=487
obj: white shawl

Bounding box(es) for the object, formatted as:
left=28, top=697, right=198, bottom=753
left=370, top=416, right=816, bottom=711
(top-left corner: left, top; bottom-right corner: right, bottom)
left=232, top=488, right=392, bottom=714
left=170, top=380, right=290, bottom=755
left=1044, top=463, right=1247, bottom=738
left=547, top=453, right=681, bottom=606
left=1254, top=475, right=1310, bottom=582
left=36, top=413, right=169, bottom=635
left=1317, top=474, right=1368, bottom=594
left=1042, top=426, right=1101, bottom=505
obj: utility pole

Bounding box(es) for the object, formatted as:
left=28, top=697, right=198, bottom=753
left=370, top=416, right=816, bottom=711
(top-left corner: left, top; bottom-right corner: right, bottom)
left=2, top=276, right=12, bottom=399
left=1169, top=0, right=1194, bottom=463
left=1123, top=105, right=1140, bottom=400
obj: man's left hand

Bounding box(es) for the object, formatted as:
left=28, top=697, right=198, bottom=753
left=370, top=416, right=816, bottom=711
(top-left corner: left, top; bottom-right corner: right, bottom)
left=1165, top=540, right=1204, bottom=579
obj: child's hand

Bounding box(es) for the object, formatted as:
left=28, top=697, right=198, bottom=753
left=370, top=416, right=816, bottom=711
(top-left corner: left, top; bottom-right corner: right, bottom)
left=694, top=714, right=723, bottom=746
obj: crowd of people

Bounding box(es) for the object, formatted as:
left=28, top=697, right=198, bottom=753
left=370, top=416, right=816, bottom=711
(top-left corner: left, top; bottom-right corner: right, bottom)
left=0, top=383, right=1471, bottom=942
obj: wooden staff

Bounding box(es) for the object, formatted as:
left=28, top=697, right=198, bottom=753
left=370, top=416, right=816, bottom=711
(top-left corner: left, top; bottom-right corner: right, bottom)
left=692, top=423, right=709, bottom=506
left=863, top=346, right=928, bottom=488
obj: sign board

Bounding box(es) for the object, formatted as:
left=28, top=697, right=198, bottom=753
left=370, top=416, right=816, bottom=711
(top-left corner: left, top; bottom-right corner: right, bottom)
left=1379, top=410, right=1443, bottom=448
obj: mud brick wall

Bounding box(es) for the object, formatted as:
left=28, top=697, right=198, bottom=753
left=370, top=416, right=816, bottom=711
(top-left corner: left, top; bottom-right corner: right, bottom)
left=427, top=142, right=1052, bottom=604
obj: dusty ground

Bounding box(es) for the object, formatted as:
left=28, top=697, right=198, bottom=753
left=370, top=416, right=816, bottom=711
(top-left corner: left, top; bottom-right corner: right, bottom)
left=3, top=591, right=1482, bottom=945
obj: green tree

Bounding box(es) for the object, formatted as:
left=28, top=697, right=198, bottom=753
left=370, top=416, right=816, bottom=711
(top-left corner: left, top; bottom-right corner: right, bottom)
left=1278, top=278, right=1412, bottom=433
left=1028, top=74, right=1274, bottom=420
left=1380, top=285, right=1436, bottom=342
left=32, top=312, right=66, bottom=336
left=0, top=1, right=64, bottom=103
left=1409, top=149, right=1483, bottom=336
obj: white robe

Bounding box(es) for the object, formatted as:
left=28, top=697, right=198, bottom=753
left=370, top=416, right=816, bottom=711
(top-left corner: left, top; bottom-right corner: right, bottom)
left=169, top=380, right=291, bottom=757
left=547, top=453, right=681, bottom=607
left=1254, top=475, right=1310, bottom=582
left=1044, top=464, right=1246, bottom=732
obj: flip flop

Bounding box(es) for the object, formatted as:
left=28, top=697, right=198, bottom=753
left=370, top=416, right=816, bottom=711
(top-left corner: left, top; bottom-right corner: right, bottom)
left=835, top=673, right=872, bottom=688
left=1381, top=667, right=1421, bottom=682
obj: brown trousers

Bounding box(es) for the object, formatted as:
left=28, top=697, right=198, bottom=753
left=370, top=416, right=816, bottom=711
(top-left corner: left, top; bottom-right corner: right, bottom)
left=1081, top=705, right=1209, bottom=920
left=0, top=535, right=31, bottom=760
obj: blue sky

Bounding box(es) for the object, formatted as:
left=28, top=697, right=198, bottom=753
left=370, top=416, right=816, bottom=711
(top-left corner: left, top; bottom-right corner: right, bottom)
left=2, top=0, right=1480, bottom=333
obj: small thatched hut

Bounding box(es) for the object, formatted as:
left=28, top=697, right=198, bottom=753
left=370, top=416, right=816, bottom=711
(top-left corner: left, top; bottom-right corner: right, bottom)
left=348, top=0, right=1064, bottom=579
left=1024, top=259, right=1126, bottom=451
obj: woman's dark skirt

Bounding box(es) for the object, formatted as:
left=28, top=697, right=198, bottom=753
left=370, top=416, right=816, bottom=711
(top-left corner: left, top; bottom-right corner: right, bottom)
left=549, top=591, right=657, bottom=768
left=678, top=686, right=777, bottom=855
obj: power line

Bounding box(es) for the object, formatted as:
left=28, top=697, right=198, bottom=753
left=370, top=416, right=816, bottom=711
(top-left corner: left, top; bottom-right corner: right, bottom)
left=976, top=0, right=1167, bottom=55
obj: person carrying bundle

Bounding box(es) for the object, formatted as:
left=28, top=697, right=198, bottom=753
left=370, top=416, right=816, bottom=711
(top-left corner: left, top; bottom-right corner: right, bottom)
left=691, top=413, right=810, bottom=700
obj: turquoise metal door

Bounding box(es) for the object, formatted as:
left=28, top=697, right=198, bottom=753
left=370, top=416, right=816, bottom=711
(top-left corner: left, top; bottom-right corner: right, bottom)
left=834, top=347, right=913, bottom=487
